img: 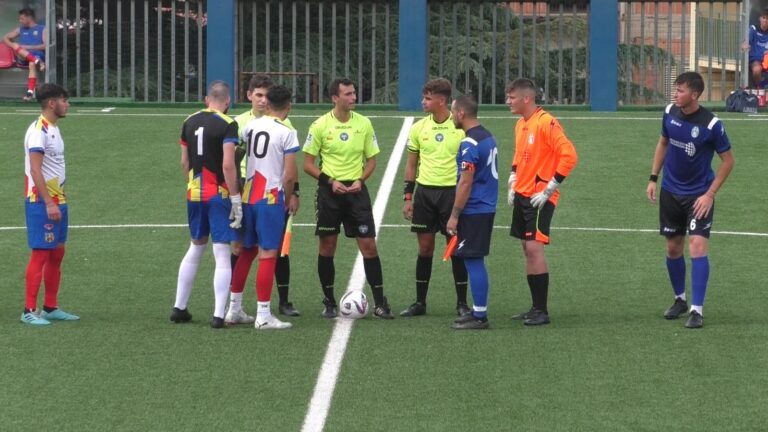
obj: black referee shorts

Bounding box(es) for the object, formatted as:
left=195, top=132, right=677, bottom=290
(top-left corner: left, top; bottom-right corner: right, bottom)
left=411, top=184, right=455, bottom=236
left=315, top=183, right=376, bottom=238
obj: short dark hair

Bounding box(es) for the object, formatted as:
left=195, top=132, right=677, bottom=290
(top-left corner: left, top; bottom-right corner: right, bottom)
left=328, top=78, right=355, bottom=97
left=761, top=8, right=768, bottom=18
left=19, top=8, right=35, bottom=18
left=36, top=83, right=69, bottom=107
left=675, top=71, right=704, bottom=95
left=267, top=85, right=292, bottom=110
left=453, top=94, right=478, bottom=118
left=247, top=74, right=273, bottom=92
left=423, top=78, right=452, bottom=100
left=505, top=78, right=537, bottom=95
left=206, top=80, right=230, bottom=102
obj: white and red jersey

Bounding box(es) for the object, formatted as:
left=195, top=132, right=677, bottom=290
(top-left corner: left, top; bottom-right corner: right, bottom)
left=24, top=115, right=66, bottom=204
left=240, top=115, right=300, bottom=205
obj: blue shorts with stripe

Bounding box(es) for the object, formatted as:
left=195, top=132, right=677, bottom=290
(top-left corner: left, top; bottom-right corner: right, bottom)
left=187, top=196, right=237, bottom=243
left=242, top=204, right=286, bottom=250
left=26, top=201, right=68, bottom=249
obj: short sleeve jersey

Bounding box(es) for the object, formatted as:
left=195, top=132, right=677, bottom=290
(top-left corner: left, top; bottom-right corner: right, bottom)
left=303, top=111, right=379, bottom=181
left=24, top=115, right=66, bottom=204
left=179, top=109, right=239, bottom=202
left=749, top=24, right=768, bottom=62
left=235, top=109, right=294, bottom=175
left=407, top=113, right=465, bottom=187
left=240, top=115, right=300, bottom=205
left=457, top=125, right=498, bottom=215
left=660, top=104, right=731, bottom=196
left=512, top=108, right=578, bottom=205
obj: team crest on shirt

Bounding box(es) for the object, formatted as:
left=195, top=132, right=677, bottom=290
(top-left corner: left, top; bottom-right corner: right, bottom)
left=33, top=30, right=39, bottom=36
left=340, top=132, right=349, bottom=141
left=691, top=126, right=699, bottom=138
left=435, top=133, right=444, bottom=142
left=44, top=232, right=55, bottom=243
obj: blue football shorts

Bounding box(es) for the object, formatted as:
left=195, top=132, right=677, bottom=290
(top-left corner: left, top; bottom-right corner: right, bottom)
left=242, top=203, right=286, bottom=250
left=25, top=201, right=68, bottom=249
left=187, top=196, right=237, bottom=243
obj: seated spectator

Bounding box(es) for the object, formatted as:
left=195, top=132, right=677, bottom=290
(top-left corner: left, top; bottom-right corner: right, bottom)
left=2, top=8, right=46, bottom=101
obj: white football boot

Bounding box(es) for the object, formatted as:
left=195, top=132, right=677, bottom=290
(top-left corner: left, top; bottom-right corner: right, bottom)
left=254, top=315, right=293, bottom=330
left=224, top=308, right=255, bottom=324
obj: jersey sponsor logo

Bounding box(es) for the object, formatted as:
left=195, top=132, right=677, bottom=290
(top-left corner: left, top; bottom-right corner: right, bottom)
left=435, top=133, right=444, bottom=142
left=340, top=132, right=349, bottom=141
left=691, top=126, right=700, bottom=138
left=669, top=138, right=697, bottom=157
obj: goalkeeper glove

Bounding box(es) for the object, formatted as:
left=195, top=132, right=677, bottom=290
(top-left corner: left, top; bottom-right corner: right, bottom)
left=530, top=179, right=560, bottom=209
left=229, top=194, right=243, bottom=229
left=507, top=171, right=517, bottom=207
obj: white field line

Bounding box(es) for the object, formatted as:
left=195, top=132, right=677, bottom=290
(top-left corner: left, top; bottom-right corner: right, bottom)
left=299, top=116, right=414, bottom=432
left=1, top=222, right=766, bottom=237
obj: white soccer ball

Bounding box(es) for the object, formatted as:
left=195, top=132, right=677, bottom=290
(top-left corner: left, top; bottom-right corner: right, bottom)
left=339, top=290, right=369, bottom=319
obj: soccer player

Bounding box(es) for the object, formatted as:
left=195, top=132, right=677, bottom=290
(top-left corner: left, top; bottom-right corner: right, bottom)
left=171, top=80, right=243, bottom=329
left=303, top=78, right=393, bottom=319
left=743, top=9, right=768, bottom=89
left=447, top=94, right=499, bottom=330
left=230, top=84, right=298, bottom=330
left=401, top=78, right=470, bottom=317
left=227, top=74, right=301, bottom=323
left=505, top=78, right=578, bottom=326
left=21, top=83, right=79, bottom=326
left=646, top=71, right=734, bottom=329
left=2, top=8, right=47, bottom=101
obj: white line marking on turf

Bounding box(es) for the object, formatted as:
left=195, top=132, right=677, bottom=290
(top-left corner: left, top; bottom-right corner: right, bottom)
left=300, top=116, right=414, bottom=432
left=1, top=222, right=767, bottom=237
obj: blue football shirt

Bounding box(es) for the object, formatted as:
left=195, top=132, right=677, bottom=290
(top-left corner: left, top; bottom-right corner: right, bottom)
left=660, top=103, right=731, bottom=196
left=456, top=125, right=499, bottom=214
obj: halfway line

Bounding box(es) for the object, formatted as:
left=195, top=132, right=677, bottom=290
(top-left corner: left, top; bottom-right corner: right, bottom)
left=300, top=116, right=414, bottom=432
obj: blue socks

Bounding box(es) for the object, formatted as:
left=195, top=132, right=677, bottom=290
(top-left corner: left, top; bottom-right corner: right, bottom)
left=691, top=256, right=709, bottom=307
left=666, top=256, right=686, bottom=297
left=463, top=257, right=489, bottom=319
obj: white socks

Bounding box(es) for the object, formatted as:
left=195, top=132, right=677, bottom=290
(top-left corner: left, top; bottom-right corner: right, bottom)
left=174, top=243, right=206, bottom=309
left=212, top=243, right=232, bottom=319
left=256, top=301, right=271, bottom=321
left=229, top=292, right=243, bottom=312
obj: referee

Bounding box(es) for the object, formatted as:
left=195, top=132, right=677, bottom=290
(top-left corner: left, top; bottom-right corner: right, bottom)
left=303, top=78, right=394, bottom=319
left=401, top=78, right=470, bottom=317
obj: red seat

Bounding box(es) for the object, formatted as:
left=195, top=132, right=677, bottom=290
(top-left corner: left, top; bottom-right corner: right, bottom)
left=0, top=43, right=16, bottom=68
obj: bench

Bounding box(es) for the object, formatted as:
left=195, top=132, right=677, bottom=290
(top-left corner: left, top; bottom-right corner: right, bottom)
left=239, top=71, right=319, bottom=103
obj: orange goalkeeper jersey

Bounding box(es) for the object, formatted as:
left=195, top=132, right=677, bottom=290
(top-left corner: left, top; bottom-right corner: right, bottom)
left=512, top=108, right=577, bottom=205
